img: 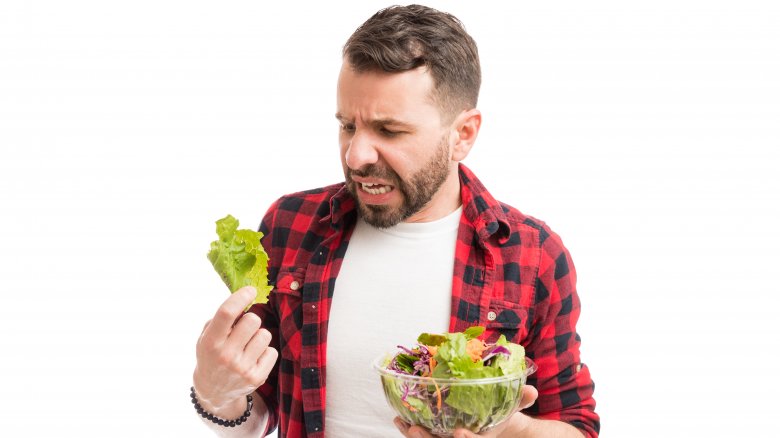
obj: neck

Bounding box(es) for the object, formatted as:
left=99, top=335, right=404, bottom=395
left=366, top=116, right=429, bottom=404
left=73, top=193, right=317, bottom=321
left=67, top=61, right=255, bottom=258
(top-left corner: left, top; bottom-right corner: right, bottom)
left=403, top=165, right=461, bottom=223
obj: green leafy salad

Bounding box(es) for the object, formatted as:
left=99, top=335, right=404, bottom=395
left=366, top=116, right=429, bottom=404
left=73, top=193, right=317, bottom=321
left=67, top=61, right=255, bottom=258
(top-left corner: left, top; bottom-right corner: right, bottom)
left=207, top=214, right=272, bottom=305
left=379, top=326, right=534, bottom=435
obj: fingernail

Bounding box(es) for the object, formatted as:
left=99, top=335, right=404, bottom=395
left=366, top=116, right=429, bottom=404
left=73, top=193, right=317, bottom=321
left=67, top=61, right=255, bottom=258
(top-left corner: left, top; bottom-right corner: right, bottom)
left=394, top=418, right=407, bottom=433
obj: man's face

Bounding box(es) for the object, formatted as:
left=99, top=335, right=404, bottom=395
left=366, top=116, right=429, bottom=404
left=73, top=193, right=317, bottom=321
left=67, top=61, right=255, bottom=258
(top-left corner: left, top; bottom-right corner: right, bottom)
left=336, top=63, right=456, bottom=228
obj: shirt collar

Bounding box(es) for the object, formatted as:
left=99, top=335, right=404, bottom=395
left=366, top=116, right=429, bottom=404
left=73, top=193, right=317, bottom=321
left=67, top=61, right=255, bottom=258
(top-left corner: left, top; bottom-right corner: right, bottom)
left=457, top=163, right=512, bottom=243
left=322, top=184, right=356, bottom=228
left=323, top=163, right=511, bottom=242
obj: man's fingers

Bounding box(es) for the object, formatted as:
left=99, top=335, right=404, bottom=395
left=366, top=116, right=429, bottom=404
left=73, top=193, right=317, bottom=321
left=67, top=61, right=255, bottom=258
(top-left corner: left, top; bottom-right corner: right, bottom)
left=405, top=425, right=436, bottom=437
left=205, top=287, right=258, bottom=339
left=197, top=319, right=213, bottom=345
left=252, top=346, right=278, bottom=384
left=244, top=328, right=272, bottom=361
left=519, top=384, right=538, bottom=410
left=394, top=418, right=410, bottom=436
left=224, top=312, right=263, bottom=352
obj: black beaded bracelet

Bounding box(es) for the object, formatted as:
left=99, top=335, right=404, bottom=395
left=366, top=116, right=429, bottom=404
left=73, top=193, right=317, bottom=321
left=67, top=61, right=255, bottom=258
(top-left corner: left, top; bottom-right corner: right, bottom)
left=190, top=386, right=253, bottom=427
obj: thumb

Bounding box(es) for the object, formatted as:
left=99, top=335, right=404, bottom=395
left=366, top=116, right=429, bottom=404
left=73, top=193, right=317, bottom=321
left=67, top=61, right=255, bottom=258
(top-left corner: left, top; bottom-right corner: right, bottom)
left=236, top=285, right=258, bottom=304
left=519, top=384, right=538, bottom=410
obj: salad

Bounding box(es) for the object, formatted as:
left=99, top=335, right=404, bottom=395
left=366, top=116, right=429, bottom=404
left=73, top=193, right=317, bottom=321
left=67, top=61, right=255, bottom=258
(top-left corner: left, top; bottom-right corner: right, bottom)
left=207, top=214, right=273, bottom=305
left=377, top=326, right=534, bottom=435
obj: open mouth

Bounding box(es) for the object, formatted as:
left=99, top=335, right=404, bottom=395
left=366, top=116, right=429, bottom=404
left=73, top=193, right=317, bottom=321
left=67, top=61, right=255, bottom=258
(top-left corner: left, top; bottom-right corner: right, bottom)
left=360, top=182, right=394, bottom=195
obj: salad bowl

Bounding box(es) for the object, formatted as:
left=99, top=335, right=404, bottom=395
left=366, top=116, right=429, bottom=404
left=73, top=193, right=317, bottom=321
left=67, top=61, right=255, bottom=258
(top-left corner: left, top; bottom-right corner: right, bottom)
left=373, top=327, right=537, bottom=437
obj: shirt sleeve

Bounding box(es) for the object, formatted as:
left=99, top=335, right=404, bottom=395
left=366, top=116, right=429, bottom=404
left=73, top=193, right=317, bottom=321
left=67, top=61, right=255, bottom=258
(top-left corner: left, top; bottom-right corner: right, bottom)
left=245, top=199, right=284, bottom=436
left=524, top=225, right=600, bottom=437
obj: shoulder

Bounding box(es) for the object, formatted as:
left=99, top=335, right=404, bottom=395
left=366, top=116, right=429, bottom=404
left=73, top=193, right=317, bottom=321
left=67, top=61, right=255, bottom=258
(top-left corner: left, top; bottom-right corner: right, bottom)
left=497, top=202, right=567, bottom=253
left=261, top=183, right=345, bottom=227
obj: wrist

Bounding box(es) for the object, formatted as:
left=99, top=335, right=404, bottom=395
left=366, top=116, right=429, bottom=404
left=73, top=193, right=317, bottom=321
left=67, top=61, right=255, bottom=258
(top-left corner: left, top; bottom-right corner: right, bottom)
left=499, top=412, right=533, bottom=437
left=191, top=384, right=247, bottom=419
left=191, top=386, right=254, bottom=427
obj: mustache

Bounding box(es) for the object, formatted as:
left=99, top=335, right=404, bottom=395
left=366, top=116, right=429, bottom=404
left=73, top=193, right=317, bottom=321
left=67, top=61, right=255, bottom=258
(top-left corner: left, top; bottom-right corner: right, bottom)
left=348, top=164, right=398, bottom=182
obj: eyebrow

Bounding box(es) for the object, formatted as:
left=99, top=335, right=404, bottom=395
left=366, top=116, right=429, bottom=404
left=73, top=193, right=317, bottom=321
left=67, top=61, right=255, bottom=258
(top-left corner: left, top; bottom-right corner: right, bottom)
left=335, top=113, right=415, bottom=130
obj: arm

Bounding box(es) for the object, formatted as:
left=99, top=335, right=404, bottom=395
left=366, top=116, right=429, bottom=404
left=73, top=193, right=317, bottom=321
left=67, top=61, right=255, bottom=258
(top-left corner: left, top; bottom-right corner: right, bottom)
left=521, top=226, right=599, bottom=436
left=196, top=391, right=270, bottom=437
left=400, top=226, right=599, bottom=438
left=497, top=414, right=585, bottom=438
left=192, top=287, right=279, bottom=437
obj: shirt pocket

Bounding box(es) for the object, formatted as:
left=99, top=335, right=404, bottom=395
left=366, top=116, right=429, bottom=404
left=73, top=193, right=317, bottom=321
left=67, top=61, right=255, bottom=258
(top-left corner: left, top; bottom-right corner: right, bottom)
left=272, top=268, right=305, bottom=361
left=484, top=299, right=532, bottom=346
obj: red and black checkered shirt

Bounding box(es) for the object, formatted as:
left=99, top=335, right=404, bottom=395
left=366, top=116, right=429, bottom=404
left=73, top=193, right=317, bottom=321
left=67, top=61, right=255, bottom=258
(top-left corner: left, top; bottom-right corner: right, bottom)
left=250, top=164, right=599, bottom=437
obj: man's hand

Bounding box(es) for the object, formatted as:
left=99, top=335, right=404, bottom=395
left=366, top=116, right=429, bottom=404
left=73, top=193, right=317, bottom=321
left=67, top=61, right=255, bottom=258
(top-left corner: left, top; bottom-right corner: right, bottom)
left=192, top=286, right=278, bottom=418
left=394, top=385, right=538, bottom=438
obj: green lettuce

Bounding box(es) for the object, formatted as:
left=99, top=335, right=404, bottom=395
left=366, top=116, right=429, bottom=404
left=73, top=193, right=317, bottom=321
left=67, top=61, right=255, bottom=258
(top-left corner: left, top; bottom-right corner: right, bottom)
left=492, top=335, right=527, bottom=376
left=383, top=327, right=531, bottom=434
left=207, top=214, right=273, bottom=304
left=433, top=328, right=526, bottom=430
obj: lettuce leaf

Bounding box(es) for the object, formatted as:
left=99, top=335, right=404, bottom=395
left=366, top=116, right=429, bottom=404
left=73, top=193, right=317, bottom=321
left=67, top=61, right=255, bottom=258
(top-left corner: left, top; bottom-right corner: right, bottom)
left=429, top=327, right=527, bottom=428
left=463, top=326, right=485, bottom=340
left=207, top=214, right=273, bottom=304
left=436, top=333, right=477, bottom=378
left=417, top=332, right=447, bottom=347
left=492, top=343, right=526, bottom=376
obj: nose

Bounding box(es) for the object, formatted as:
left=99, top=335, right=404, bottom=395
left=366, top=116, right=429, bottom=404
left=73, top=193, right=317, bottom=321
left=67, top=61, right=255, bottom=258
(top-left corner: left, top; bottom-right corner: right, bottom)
left=344, top=130, right=379, bottom=170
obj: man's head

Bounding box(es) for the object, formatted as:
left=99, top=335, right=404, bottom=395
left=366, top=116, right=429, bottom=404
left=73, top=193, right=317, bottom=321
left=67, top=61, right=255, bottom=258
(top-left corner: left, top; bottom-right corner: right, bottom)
left=337, top=5, right=482, bottom=228
left=343, top=4, right=481, bottom=123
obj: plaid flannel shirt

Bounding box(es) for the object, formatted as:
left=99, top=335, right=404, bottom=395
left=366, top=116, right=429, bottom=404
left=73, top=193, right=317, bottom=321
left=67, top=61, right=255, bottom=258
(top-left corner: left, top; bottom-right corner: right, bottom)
left=250, top=164, right=599, bottom=437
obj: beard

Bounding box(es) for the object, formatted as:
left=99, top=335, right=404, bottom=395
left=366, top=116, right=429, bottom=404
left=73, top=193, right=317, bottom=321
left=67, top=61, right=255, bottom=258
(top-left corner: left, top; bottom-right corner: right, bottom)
left=345, top=135, right=451, bottom=228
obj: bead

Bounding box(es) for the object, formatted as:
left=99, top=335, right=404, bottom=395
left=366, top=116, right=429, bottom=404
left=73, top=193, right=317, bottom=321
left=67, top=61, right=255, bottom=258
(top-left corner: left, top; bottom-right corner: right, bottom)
left=190, top=387, right=251, bottom=427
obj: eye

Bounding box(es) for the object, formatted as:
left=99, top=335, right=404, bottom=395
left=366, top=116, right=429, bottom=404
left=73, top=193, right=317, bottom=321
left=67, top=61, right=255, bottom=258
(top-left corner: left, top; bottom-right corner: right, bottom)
left=380, top=127, right=400, bottom=137
left=340, top=123, right=355, bottom=133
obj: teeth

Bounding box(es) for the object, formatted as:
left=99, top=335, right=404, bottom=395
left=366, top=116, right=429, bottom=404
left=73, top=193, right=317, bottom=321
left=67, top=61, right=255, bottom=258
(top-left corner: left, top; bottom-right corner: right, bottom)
left=361, top=182, right=392, bottom=195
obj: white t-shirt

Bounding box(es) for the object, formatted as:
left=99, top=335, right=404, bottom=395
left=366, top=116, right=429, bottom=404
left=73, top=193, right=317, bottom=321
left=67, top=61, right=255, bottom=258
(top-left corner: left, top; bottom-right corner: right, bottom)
left=324, top=207, right=462, bottom=437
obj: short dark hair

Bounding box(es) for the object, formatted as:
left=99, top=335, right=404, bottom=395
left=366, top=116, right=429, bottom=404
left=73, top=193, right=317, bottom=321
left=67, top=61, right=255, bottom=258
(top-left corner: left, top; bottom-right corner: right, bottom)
left=343, top=4, right=481, bottom=122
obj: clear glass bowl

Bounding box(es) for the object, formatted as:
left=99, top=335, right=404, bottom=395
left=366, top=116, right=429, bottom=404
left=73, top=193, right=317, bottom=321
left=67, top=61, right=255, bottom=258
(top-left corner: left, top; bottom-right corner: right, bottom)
left=373, top=354, right=537, bottom=437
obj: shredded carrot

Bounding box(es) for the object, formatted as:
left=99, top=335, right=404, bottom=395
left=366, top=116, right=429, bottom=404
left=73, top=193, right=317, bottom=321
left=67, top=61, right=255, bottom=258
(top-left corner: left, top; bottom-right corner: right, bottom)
left=402, top=400, right=418, bottom=412
left=466, top=338, right=488, bottom=362
left=433, top=379, right=442, bottom=412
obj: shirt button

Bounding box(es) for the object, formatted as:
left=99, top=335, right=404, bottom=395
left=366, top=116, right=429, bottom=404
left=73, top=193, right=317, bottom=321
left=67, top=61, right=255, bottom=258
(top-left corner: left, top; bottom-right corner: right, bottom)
left=487, top=311, right=497, bottom=321
left=289, top=281, right=300, bottom=291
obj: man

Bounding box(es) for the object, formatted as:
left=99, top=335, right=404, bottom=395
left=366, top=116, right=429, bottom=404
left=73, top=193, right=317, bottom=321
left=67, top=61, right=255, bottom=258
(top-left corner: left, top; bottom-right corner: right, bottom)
left=192, top=5, right=599, bottom=437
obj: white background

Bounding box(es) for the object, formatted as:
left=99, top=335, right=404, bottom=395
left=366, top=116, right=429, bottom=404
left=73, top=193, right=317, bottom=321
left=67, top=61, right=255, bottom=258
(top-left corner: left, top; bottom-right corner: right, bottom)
left=1, top=1, right=778, bottom=437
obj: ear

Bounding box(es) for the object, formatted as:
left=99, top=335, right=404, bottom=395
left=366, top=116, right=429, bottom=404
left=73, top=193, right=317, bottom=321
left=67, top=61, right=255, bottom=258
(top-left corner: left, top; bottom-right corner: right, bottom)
left=449, top=109, right=481, bottom=162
